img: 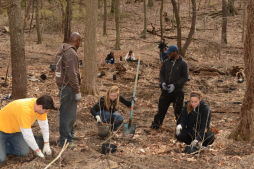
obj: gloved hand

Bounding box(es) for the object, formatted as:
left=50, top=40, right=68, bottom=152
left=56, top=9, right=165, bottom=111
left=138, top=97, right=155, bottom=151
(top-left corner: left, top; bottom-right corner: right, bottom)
left=175, top=124, right=182, bottom=136
left=161, top=82, right=167, bottom=91
left=43, top=143, right=52, bottom=156
left=35, top=149, right=45, bottom=158
left=131, top=96, right=137, bottom=103
left=96, top=115, right=102, bottom=123
left=190, top=139, right=199, bottom=148
left=167, top=84, right=175, bottom=93
left=75, top=93, right=81, bottom=101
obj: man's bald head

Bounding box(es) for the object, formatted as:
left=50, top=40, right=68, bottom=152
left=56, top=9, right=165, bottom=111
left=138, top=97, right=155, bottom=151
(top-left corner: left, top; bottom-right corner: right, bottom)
left=69, top=32, right=81, bottom=49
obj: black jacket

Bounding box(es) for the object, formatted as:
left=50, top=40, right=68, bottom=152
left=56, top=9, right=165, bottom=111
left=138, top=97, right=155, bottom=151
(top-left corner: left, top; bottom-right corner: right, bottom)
left=160, top=56, right=188, bottom=92
left=105, top=53, right=115, bottom=64
left=90, top=96, right=131, bottom=116
left=178, top=101, right=211, bottom=141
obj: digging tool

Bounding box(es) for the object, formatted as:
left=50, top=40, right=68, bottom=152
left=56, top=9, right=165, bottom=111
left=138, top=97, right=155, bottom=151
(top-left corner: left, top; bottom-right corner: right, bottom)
left=123, top=56, right=141, bottom=136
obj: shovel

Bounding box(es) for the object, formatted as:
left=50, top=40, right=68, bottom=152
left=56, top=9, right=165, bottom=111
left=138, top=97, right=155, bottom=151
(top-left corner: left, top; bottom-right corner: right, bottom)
left=123, top=56, right=141, bottom=136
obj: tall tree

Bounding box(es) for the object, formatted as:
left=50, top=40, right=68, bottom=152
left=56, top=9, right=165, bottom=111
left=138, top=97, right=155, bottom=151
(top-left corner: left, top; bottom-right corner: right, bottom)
left=148, top=0, right=154, bottom=7
left=228, top=0, right=237, bottom=16
left=221, top=0, right=228, bottom=44
left=7, top=0, right=27, bottom=99
left=160, top=0, right=164, bottom=40
left=0, top=0, right=2, bottom=14
left=64, top=0, right=72, bottom=43
left=229, top=0, right=254, bottom=141
left=115, top=0, right=120, bottom=49
left=171, top=0, right=182, bottom=54
left=81, top=0, right=98, bottom=95
left=171, top=0, right=196, bottom=57
left=35, top=0, right=42, bottom=44
left=141, top=0, right=147, bottom=38
left=103, top=0, right=107, bottom=36
left=111, top=0, right=115, bottom=13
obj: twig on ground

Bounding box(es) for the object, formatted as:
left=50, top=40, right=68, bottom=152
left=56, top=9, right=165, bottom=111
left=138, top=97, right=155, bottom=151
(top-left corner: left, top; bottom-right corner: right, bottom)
left=44, top=140, right=69, bottom=169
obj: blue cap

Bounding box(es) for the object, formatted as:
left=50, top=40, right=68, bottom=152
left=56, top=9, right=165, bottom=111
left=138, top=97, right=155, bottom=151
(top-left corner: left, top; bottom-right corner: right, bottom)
left=166, top=45, right=178, bottom=55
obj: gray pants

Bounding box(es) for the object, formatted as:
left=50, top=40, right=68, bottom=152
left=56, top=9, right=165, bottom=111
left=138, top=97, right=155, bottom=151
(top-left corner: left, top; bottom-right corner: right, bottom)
left=59, top=86, right=77, bottom=145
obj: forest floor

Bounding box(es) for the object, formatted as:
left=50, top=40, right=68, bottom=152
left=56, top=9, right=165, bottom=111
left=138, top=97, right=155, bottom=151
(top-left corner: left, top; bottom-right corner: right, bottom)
left=0, top=1, right=253, bottom=169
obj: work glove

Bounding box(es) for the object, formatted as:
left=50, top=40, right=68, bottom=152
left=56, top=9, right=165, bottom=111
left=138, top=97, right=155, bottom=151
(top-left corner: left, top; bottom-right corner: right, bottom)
left=161, top=82, right=167, bottom=91
left=190, top=139, right=199, bottom=148
left=42, top=143, right=52, bottom=156
left=96, top=115, right=102, bottom=123
left=75, top=93, right=82, bottom=101
left=175, top=124, right=182, bottom=136
left=167, top=84, right=175, bottom=93
left=131, top=96, right=137, bottom=103
left=35, top=149, right=45, bottom=158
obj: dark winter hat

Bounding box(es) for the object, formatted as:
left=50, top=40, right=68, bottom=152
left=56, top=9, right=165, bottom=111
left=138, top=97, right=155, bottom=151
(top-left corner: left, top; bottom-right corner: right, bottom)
left=166, top=45, right=178, bottom=55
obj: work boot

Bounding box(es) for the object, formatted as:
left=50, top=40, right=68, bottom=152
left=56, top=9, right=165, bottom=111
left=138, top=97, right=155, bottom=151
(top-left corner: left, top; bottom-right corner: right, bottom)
left=150, top=122, right=160, bottom=130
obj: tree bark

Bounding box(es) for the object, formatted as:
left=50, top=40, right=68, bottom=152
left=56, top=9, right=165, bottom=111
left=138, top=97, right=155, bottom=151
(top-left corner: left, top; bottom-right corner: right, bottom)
left=160, top=0, right=164, bottom=40
left=182, top=0, right=196, bottom=56
left=115, top=0, right=120, bottom=49
left=230, top=0, right=254, bottom=142
left=103, top=0, right=107, bottom=36
left=81, top=0, right=98, bottom=95
left=221, top=0, right=228, bottom=44
left=148, top=0, right=154, bottom=7
left=171, top=0, right=182, bottom=54
left=111, top=0, right=115, bottom=13
left=63, top=0, right=72, bottom=43
left=35, top=0, right=42, bottom=44
left=7, top=0, right=27, bottom=99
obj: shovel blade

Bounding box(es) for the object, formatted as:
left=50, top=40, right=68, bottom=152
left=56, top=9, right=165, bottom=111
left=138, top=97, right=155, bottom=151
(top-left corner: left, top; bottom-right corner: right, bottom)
left=123, top=123, right=136, bottom=136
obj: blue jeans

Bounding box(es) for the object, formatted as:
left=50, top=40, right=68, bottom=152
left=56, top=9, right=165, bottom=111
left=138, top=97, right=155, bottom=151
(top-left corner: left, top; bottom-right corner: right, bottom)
left=97, top=111, right=124, bottom=131
left=59, top=86, right=77, bottom=145
left=0, top=131, right=30, bottom=163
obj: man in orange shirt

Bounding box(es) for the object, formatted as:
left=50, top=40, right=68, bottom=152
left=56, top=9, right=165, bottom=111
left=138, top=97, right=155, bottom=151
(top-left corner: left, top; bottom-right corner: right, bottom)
left=0, top=95, right=56, bottom=163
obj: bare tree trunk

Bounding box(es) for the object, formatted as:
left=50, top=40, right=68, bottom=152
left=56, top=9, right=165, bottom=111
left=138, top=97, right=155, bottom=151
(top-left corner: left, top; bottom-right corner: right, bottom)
left=228, top=0, right=237, bottom=16
left=98, top=0, right=102, bottom=8
left=141, top=0, right=147, bottom=38
left=115, top=0, right=120, bottom=49
left=0, top=0, right=2, bottom=14
left=221, top=0, right=228, bottom=44
left=35, top=0, right=42, bottom=44
left=58, top=0, right=65, bottom=32
left=229, top=0, right=254, bottom=141
left=7, top=0, right=27, bottom=99
left=160, top=0, right=164, bottom=40
left=28, top=0, right=34, bottom=34
left=111, top=0, right=115, bottom=13
left=182, top=0, right=196, bottom=56
left=242, top=0, right=247, bottom=42
left=148, top=0, right=154, bottom=7
left=81, top=0, right=98, bottom=95
left=103, top=0, right=107, bottom=36
left=23, top=0, right=33, bottom=29
left=171, top=0, right=182, bottom=54
left=64, top=0, right=72, bottom=43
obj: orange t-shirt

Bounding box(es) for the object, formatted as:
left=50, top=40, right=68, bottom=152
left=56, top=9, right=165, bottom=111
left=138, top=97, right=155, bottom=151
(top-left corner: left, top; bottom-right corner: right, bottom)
left=0, top=98, right=47, bottom=133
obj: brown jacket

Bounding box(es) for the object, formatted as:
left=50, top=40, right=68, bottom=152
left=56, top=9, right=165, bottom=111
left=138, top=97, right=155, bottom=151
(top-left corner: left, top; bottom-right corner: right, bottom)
left=55, top=43, right=81, bottom=93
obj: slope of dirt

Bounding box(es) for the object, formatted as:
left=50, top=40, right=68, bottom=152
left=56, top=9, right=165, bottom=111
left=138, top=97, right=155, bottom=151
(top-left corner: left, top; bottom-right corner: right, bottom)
left=0, top=1, right=250, bottom=169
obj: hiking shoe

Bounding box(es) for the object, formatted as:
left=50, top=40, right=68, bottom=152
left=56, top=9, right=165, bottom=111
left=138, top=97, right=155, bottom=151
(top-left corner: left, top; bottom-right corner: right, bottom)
left=150, top=123, right=160, bottom=130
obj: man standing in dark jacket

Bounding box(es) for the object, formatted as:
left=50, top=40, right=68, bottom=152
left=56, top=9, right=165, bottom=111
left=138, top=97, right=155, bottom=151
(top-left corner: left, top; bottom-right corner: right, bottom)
left=151, top=45, right=188, bottom=129
left=55, top=32, right=82, bottom=146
